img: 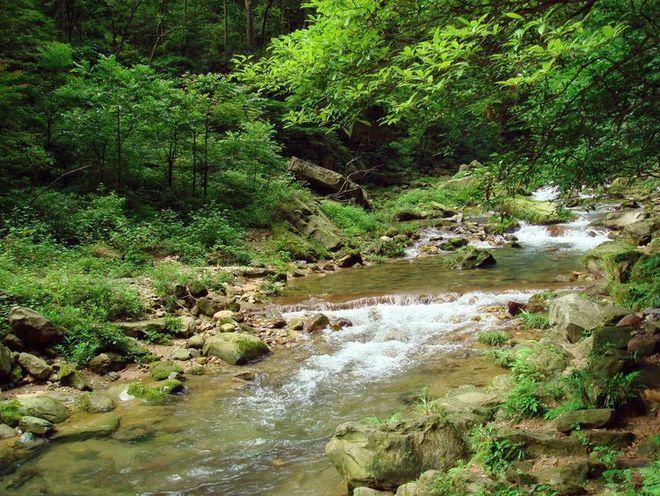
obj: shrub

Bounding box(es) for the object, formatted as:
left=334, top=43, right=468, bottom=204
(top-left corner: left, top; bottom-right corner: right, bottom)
left=503, top=377, right=543, bottom=419
left=520, top=310, right=550, bottom=330
left=471, top=426, right=527, bottom=473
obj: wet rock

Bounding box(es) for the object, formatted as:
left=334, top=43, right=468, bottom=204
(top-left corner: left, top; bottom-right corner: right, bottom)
left=287, top=318, right=305, bottom=331
left=80, top=392, right=115, bottom=413
left=17, top=353, right=51, bottom=380
left=555, top=409, right=613, bottom=433
left=547, top=225, right=567, bottom=237
left=186, top=335, right=206, bottom=349
left=202, top=333, right=269, bottom=365
left=0, top=343, right=12, bottom=379
left=16, top=431, right=47, bottom=449
left=450, top=247, right=496, bottom=270
left=439, top=237, right=468, bottom=251
left=548, top=294, right=627, bottom=343
left=57, top=363, right=92, bottom=391
left=337, top=252, right=363, bottom=268
left=149, top=360, right=183, bottom=381
left=498, top=197, right=567, bottom=224
left=170, top=348, right=192, bottom=361
left=8, top=306, right=64, bottom=346
left=507, top=301, right=526, bottom=316
left=325, top=416, right=468, bottom=492
left=604, top=209, right=647, bottom=229
left=161, top=378, right=184, bottom=394
left=0, top=424, right=16, bottom=439
left=306, top=313, right=330, bottom=332
left=51, top=414, right=120, bottom=443
left=18, top=416, right=52, bottom=435
left=113, top=422, right=156, bottom=443
left=17, top=396, right=70, bottom=424
left=330, top=317, right=353, bottom=331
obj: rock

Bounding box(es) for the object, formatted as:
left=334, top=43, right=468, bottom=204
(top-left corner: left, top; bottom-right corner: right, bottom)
left=187, top=364, right=205, bottom=375
left=584, top=239, right=642, bottom=283
left=2, top=334, right=23, bottom=350
left=17, top=396, right=70, bottom=423
left=439, top=237, right=468, bottom=251
left=51, top=414, right=120, bottom=442
left=394, top=482, right=418, bottom=496
left=325, top=416, right=468, bottom=492
left=0, top=343, right=12, bottom=379
left=604, top=209, right=647, bottom=229
left=507, top=301, right=526, bottom=316
left=288, top=157, right=372, bottom=209
left=555, top=409, right=613, bottom=433
left=548, top=294, right=627, bottom=343
left=617, top=313, right=643, bottom=327
left=623, top=219, right=656, bottom=245
left=160, top=378, right=184, bottom=394
left=0, top=424, right=16, bottom=439
left=354, top=488, right=394, bottom=496
left=57, top=363, right=92, bottom=391
left=17, top=352, right=51, bottom=380
left=80, top=392, right=115, bottom=413
left=186, top=335, right=206, bottom=349
left=88, top=353, right=112, bottom=374
left=330, top=317, right=353, bottom=331
left=116, top=318, right=170, bottom=338
left=547, top=225, right=567, bottom=237
left=213, top=310, right=236, bottom=323
left=300, top=210, right=346, bottom=252
left=507, top=459, right=590, bottom=495
left=18, top=416, right=52, bottom=435
left=7, top=307, right=64, bottom=346
left=149, top=360, right=183, bottom=381
left=337, top=252, right=363, bottom=268
left=178, top=316, right=197, bottom=337
left=592, top=326, right=635, bottom=353
left=194, top=297, right=216, bottom=317
left=112, top=422, right=156, bottom=443
left=434, top=385, right=500, bottom=421
left=493, top=428, right=585, bottom=457
left=458, top=160, right=481, bottom=173
left=449, top=247, right=496, bottom=270
left=202, top=333, right=269, bottom=365
left=170, top=348, right=192, bottom=361
left=287, top=318, right=305, bottom=331
left=219, top=322, right=237, bottom=332
left=395, top=209, right=428, bottom=222
left=628, top=333, right=660, bottom=356
left=306, top=313, right=330, bottom=333
left=498, top=197, right=568, bottom=224
left=429, top=202, right=457, bottom=218
left=576, top=430, right=634, bottom=449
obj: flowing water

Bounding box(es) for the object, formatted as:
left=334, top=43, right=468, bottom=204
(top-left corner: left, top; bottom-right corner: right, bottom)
left=0, top=195, right=612, bottom=496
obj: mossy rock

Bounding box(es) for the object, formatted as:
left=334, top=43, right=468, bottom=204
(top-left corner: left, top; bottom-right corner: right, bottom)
left=78, top=392, right=115, bottom=413
left=555, top=408, right=613, bottom=433
left=58, top=363, right=92, bottom=391
left=148, top=360, right=183, bottom=380
left=51, top=414, right=120, bottom=443
left=18, top=416, right=53, bottom=435
left=126, top=381, right=181, bottom=404
left=446, top=246, right=496, bottom=270
left=0, top=400, right=23, bottom=427
left=17, top=396, right=70, bottom=424
left=498, top=197, right=571, bottom=224
left=583, top=239, right=642, bottom=283
left=202, top=333, right=269, bottom=365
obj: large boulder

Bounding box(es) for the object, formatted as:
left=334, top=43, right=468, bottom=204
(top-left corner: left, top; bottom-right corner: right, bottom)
left=604, top=209, right=647, bottom=229
left=17, top=353, right=52, bottom=380
left=8, top=307, right=64, bottom=346
left=548, top=294, right=627, bottom=343
left=288, top=157, right=372, bottom=209
left=202, top=333, right=269, bottom=365
left=498, top=197, right=569, bottom=224
left=17, top=396, right=70, bottom=424
left=325, top=416, right=468, bottom=492
left=583, top=239, right=642, bottom=283
left=449, top=247, right=496, bottom=270
left=51, top=413, right=120, bottom=442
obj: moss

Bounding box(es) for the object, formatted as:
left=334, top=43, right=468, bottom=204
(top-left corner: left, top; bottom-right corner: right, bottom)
left=126, top=382, right=170, bottom=404
left=498, top=197, right=572, bottom=224
left=0, top=399, right=23, bottom=427
left=148, top=360, right=183, bottom=381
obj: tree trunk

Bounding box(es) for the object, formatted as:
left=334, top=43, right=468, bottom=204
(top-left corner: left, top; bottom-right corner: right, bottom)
left=260, top=0, right=276, bottom=46
left=244, top=0, right=255, bottom=50
left=223, top=0, right=229, bottom=52
left=115, top=107, right=122, bottom=189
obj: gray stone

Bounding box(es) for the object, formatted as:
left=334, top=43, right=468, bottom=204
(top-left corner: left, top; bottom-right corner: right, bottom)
left=306, top=313, right=330, bottom=333
left=8, top=307, right=64, bottom=345
left=170, top=348, right=191, bottom=361
left=149, top=360, right=183, bottom=381
left=202, top=333, right=269, bottom=365
left=354, top=488, right=394, bottom=496
left=80, top=392, right=115, bottom=413
left=186, top=335, right=206, bottom=349
left=450, top=247, right=496, bottom=269
left=57, top=363, right=92, bottom=391
left=326, top=416, right=468, bottom=492
left=19, top=416, right=53, bottom=435
left=0, top=423, right=17, bottom=439
left=17, top=352, right=51, bottom=380
left=555, top=409, right=613, bottom=433
left=549, top=294, right=627, bottom=343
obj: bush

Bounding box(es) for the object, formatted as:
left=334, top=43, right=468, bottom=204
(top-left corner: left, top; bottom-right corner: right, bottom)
left=471, top=426, right=527, bottom=473
left=503, top=376, right=543, bottom=419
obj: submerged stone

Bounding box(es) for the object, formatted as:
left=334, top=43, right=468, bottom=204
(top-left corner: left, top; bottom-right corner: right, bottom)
left=51, top=414, right=120, bottom=443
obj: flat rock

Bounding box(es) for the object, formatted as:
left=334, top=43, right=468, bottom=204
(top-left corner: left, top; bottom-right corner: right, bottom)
left=51, top=414, right=120, bottom=443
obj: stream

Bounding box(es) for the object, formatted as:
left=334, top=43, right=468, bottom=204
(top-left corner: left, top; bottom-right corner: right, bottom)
left=1, top=194, right=612, bottom=496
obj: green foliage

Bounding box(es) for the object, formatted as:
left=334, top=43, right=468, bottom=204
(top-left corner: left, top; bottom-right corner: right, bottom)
left=320, top=201, right=379, bottom=238
left=520, top=310, right=550, bottom=330
left=471, top=426, right=527, bottom=473
left=364, top=411, right=403, bottom=426
left=601, top=461, right=660, bottom=496
left=478, top=331, right=509, bottom=346
left=503, top=377, right=543, bottom=419
left=609, top=253, right=660, bottom=310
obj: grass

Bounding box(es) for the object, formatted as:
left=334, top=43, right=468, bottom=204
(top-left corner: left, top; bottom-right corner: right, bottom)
left=478, top=331, right=509, bottom=346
